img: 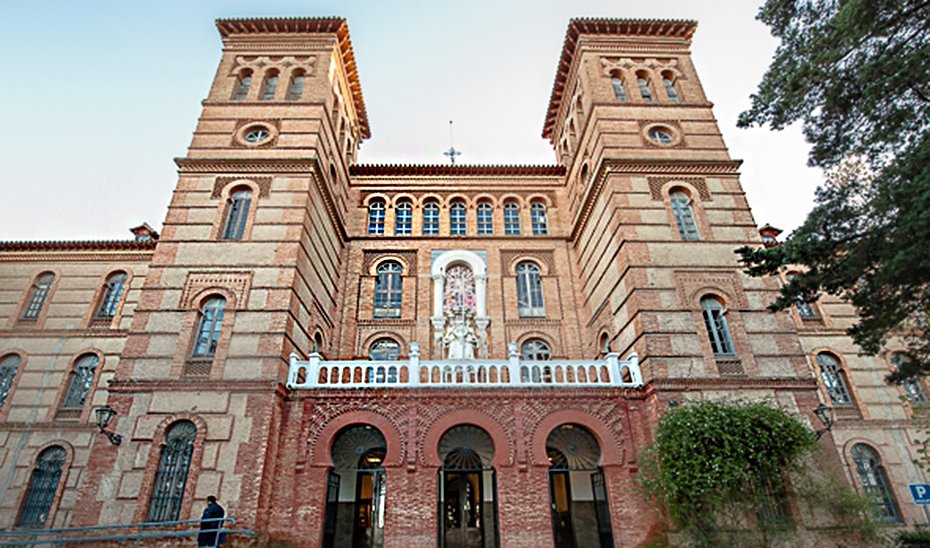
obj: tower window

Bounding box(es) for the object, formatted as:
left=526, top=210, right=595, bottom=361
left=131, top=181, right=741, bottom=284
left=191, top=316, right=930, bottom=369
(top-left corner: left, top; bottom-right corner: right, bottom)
left=232, top=71, right=252, bottom=101
left=192, top=297, right=226, bottom=358
left=816, top=352, right=852, bottom=405
left=22, top=273, right=54, bottom=320
left=477, top=202, right=493, bottom=235
left=259, top=71, right=279, bottom=101
left=0, top=354, right=22, bottom=408
left=700, top=296, right=735, bottom=356
left=422, top=200, right=440, bottom=235
left=221, top=189, right=252, bottom=240
left=670, top=190, right=700, bottom=240
left=16, top=446, right=67, bottom=528
left=648, top=128, right=674, bottom=145
left=663, top=72, right=681, bottom=102
left=368, top=200, right=385, bottom=235
left=516, top=262, right=545, bottom=317
left=95, top=271, right=127, bottom=319
left=637, top=73, right=654, bottom=102
left=243, top=128, right=271, bottom=144
left=530, top=202, right=549, bottom=235
left=504, top=202, right=521, bottom=235
left=374, top=261, right=403, bottom=318
left=450, top=200, right=467, bottom=236
left=61, top=353, right=99, bottom=408
left=395, top=200, right=412, bottom=236
left=610, top=73, right=627, bottom=102
left=287, top=73, right=305, bottom=101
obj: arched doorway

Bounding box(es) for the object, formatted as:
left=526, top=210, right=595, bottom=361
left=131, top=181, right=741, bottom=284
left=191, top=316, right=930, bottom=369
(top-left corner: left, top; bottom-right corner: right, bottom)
left=546, top=424, right=614, bottom=547
left=322, top=425, right=387, bottom=548
left=438, top=425, right=499, bottom=548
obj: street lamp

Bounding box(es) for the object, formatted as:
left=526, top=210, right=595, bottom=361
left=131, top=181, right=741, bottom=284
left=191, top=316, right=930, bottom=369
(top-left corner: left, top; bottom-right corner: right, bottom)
left=813, top=404, right=834, bottom=440
left=94, top=405, right=123, bottom=445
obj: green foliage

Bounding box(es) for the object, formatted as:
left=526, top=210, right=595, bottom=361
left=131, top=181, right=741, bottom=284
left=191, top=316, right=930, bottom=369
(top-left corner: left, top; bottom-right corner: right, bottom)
left=735, top=0, right=930, bottom=382
left=893, top=528, right=930, bottom=547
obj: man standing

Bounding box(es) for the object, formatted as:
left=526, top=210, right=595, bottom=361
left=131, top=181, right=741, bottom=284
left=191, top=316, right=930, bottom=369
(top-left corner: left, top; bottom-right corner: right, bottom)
left=197, top=496, right=227, bottom=547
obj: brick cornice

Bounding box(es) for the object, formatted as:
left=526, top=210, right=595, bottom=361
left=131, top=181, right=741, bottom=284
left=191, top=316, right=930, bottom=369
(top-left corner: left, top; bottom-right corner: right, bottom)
left=0, top=240, right=155, bottom=263
left=351, top=164, right=565, bottom=177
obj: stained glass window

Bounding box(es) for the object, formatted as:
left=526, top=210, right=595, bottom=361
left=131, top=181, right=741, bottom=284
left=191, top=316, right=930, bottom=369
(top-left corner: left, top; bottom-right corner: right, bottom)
left=444, top=265, right=476, bottom=313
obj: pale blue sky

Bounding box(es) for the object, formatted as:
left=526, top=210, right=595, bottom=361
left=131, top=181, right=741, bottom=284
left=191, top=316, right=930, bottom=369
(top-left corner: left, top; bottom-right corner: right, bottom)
left=0, top=1, right=818, bottom=241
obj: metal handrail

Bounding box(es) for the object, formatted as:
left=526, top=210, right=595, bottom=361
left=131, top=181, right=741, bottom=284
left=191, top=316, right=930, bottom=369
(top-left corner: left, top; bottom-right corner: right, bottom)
left=0, top=517, right=252, bottom=547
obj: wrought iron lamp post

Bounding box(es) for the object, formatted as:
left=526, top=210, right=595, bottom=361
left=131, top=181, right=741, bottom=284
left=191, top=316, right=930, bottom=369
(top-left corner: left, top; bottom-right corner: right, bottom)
left=813, top=403, right=834, bottom=440
left=94, top=405, right=123, bottom=445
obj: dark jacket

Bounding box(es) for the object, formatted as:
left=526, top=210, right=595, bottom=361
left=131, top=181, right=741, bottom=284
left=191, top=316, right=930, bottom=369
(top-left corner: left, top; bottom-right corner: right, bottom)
left=196, top=502, right=227, bottom=546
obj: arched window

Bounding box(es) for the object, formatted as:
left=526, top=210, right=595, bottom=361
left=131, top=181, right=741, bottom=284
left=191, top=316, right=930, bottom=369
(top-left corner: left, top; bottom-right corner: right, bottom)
left=598, top=333, right=611, bottom=358
left=22, top=273, right=54, bottom=320
left=394, top=200, right=412, bottom=236
left=192, top=297, right=226, bottom=358
left=0, top=354, right=22, bottom=408
left=16, top=446, right=67, bottom=528
left=892, top=352, right=926, bottom=405
left=369, top=338, right=401, bottom=361
left=259, top=71, right=279, bottom=101
left=503, top=201, right=521, bottom=235
left=610, top=73, right=627, bottom=102
left=531, top=202, right=549, bottom=235
left=521, top=339, right=551, bottom=361
left=851, top=444, right=900, bottom=522
left=286, top=71, right=305, bottom=101
left=477, top=201, right=494, bottom=235
left=516, top=262, right=545, bottom=317
left=61, top=353, right=99, bottom=408
left=374, top=261, right=403, bottom=318
left=636, top=72, right=653, bottom=102
left=786, top=272, right=818, bottom=319
left=95, top=272, right=127, bottom=319
left=221, top=189, right=252, bottom=240
left=816, top=352, right=852, bottom=405
left=700, top=297, right=735, bottom=356
left=313, top=332, right=325, bottom=354
left=368, top=199, right=385, bottom=235
left=232, top=70, right=251, bottom=101
left=422, top=200, right=440, bottom=235
left=147, top=421, right=197, bottom=522
left=662, top=72, right=680, bottom=102
left=670, top=190, right=699, bottom=240
left=450, top=200, right=467, bottom=235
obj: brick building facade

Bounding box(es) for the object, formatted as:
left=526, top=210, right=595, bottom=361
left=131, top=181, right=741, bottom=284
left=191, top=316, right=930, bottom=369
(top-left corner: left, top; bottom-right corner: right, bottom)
left=0, top=16, right=926, bottom=547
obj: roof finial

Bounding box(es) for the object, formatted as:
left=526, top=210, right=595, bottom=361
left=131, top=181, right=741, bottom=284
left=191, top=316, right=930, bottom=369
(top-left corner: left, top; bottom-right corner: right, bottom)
left=443, top=120, right=462, bottom=165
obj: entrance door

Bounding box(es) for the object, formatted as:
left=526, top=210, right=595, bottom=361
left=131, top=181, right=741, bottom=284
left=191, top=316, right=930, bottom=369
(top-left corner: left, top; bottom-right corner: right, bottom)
left=352, top=470, right=385, bottom=548
left=441, top=470, right=484, bottom=548
left=591, top=471, right=614, bottom=548
left=322, top=472, right=340, bottom=548
left=548, top=470, right=576, bottom=547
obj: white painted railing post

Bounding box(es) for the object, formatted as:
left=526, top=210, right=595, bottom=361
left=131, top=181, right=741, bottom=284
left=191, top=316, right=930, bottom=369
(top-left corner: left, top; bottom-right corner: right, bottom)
left=308, top=352, right=322, bottom=387
left=606, top=352, right=621, bottom=386
left=508, top=343, right=521, bottom=385
left=627, top=353, right=642, bottom=386
left=288, top=353, right=301, bottom=388
left=409, top=343, right=420, bottom=387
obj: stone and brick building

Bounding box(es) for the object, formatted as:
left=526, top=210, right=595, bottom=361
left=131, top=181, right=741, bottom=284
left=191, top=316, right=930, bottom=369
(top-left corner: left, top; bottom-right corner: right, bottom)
left=0, top=16, right=927, bottom=547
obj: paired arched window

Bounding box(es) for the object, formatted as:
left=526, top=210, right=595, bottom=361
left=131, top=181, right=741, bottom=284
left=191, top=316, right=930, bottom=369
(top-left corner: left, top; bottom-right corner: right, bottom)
left=259, top=71, right=279, bottom=101
left=850, top=444, right=900, bottom=522
left=95, top=272, right=127, bottom=319
left=610, top=73, right=627, bottom=102
left=700, top=297, right=734, bottom=356
left=16, top=446, right=67, bottom=528
left=516, top=262, right=545, bottom=317
left=670, top=190, right=699, bottom=240
left=422, top=200, right=440, bottom=235
left=61, top=354, right=99, bottom=409
left=662, top=72, right=680, bottom=102
left=450, top=200, right=467, bottom=235
left=892, top=352, right=926, bottom=405
left=147, top=421, right=197, bottom=522
left=530, top=202, right=549, bottom=235
left=477, top=201, right=494, bottom=235
left=816, top=352, right=852, bottom=405
left=369, top=338, right=401, bottom=361
left=232, top=70, right=251, bottom=101
left=192, top=297, right=226, bottom=358
left=22, top=273, right=54, bottom=320
left=287, top=71, right=305, bottom=101
left=521, top=339, right=552, bottom=361
left=395, top=200, right=412, bottom=236
left=221, top=189, right=252, bottom=240
left=368, top=200, right=386, bottom=235
left=374, top=261, right=403, bottom=318
left=504, top=202, right=521, bottom=235
left=636, top=72, right=653, bottom=102
left=0, top=354, right=22, bottom=408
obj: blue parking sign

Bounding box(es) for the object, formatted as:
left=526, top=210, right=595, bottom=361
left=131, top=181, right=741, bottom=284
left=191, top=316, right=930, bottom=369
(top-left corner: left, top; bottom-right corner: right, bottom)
left=909, top=484, right=930, bottom=504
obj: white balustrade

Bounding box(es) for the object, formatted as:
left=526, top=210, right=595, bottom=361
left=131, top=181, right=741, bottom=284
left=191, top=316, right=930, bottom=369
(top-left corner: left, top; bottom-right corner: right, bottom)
left=287, top=348, right=643, bottom=390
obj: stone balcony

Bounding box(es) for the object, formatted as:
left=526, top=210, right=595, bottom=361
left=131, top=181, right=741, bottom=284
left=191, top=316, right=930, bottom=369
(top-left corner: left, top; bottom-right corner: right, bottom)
left=287, top=343, right=643, bottom=390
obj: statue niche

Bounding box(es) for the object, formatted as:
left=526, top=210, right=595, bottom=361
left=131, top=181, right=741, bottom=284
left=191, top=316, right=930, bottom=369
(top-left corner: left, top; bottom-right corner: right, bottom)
left=442, top=264, right=479, bottom=360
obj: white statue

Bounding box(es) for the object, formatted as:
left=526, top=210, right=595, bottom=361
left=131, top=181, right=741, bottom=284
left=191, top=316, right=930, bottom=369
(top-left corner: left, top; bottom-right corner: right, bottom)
left=443, top=308, right=478, bottom=360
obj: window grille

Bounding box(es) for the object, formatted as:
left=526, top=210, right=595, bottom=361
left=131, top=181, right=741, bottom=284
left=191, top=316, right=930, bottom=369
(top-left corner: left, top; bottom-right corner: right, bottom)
left=610, top=75, right=627, bottom=101
left=450, top=201, right=467, bottom=235
left=530, top=202, right=549, bottom=235
left=61, top=354, right=99, bottom=408
left=374, top=262, right=403, bottom=318
left=816, top=353, right=852, bottom=405
left=503, top=202, right=521, bottom=235
left=851, top=444, right=900, bottom=522
left=17, top=446, right=67, bottom=528
left=477, top=202, right=494, bottom=235
left=700, top=297, right=735, bottom=356
left=892, top=352, right=926, bottom=404
left=516, top=262, right=545, bottom=317
left=521, top=339, right=551, bottom=361
left=22, top=273, right=54, bottom=319
left=95, top=272, right=127, bottom=319
left=222, top=190, right=252, bottom=240
left=637, top=76, right=653, bottom=102
left=422, top=201, right=440, bottom=235
left=147, top=421, right=197, bottom=522
left=670, top=191, right=700, bottom=240
left=287, top=74, right=305, bottom=101
left=232, top=73, right=251, bottom=101
left=259, top=73, right=278, bottom=100
left=192, top=298, right=226, bottom=358
left=369, top=339, right=401, bottom=361
left=0, top=354, right=21, bottom=408
left=368, top=200, right=385, bottom=235
left=395, top=201, right=412, bottom=236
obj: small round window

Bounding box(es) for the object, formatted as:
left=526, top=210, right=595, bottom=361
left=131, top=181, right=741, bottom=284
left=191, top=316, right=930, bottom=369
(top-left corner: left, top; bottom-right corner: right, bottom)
left=243, top=127, right=271, bottom=143
left=647, top=128, right=674, bottom=144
